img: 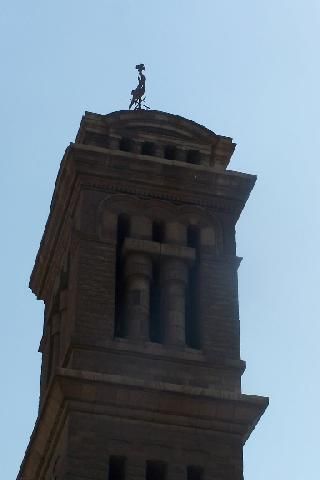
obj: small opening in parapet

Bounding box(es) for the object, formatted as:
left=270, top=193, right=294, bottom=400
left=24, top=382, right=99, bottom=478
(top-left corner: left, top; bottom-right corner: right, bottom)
left=141, top=141, right=155, bottom=156
left=187, top=149, right=201, bottom=165
left=119, top=137, right=133, bottom=152
left=164, top=145, right=176, bottom=160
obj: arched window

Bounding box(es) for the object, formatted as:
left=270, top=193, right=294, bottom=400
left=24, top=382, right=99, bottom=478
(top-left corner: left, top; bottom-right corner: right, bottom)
left=119, top=137, right=133, bottom=152
left=114, top=214, right=130, bottom=338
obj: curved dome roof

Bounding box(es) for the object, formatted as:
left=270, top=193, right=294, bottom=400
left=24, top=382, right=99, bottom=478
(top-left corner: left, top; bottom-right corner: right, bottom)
left=101, top=109, right=223, bottom=144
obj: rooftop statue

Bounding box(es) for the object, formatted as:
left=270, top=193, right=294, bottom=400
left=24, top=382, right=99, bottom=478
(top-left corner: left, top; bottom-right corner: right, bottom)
left=129, top=64, right=150, bottom=110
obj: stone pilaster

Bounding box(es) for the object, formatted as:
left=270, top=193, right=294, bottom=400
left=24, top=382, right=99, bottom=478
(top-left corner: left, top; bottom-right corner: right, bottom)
left=164, top=222, right=187, bottom=245
left=161, top=257, right=188, bottom=346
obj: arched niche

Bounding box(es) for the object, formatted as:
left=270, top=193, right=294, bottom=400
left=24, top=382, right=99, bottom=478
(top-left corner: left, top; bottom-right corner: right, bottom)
left=97, top=195, right=223, bottom=253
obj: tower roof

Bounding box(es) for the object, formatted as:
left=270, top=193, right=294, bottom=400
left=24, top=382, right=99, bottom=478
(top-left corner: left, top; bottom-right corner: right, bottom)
left=76, top=110, right=236, bottom=170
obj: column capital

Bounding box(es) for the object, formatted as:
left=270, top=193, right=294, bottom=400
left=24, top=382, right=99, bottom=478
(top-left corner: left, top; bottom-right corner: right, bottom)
left=124, top=252, right=152, bottom=280
left=160, top=257, right=188, bottom=285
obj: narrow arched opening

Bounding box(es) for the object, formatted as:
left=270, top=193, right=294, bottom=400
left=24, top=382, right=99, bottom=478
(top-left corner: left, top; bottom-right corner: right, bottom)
left=114, top=213, right=130, bottom=338
left=186, top=224, right=201, bottom=349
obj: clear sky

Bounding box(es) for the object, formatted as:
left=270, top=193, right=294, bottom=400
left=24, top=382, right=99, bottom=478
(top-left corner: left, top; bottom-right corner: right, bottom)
left=1, top=1, right=320, bottom=478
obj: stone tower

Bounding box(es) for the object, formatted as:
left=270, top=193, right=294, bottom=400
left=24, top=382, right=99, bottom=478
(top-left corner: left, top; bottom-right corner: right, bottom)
left=18, top=111, right=268, bottom=480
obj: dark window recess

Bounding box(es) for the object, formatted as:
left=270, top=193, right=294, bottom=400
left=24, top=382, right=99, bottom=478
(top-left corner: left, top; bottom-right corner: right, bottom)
left=119, top=137, right=133, bottom=152
left=141, top=141, right=155, bottom=155
left=186, top=225, right=201, bottom=349
left=164, top=145, right=176, bottom=160
left=187, top=150, right=201, bottom=165
left=149, top=261, right=162, bottom=343
left=187, top=466, right=204, bottom=480
left=109, top=456, right=126, bottom=480
left=83, top=132, right=109, bottom=148
left=152, top=220, right=165, bottom=243
left=146, top=461, right=167, bottom=480
left=114, top=214, right=130, bottom=338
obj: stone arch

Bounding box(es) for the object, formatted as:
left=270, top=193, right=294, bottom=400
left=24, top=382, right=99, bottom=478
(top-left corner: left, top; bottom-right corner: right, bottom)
left=97, top=194, right=140, bottom=242
left=97, top=194, right=223, bottom=252
left=97, top=195, right=177, bottom=242
left=177, top=205, right=223, bottom=253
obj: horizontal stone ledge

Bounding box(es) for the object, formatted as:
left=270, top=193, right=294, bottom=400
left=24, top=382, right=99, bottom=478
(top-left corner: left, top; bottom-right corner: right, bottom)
left=122, top=237, right=160, bottom=257
left=69, top=335, right=246, bottom=371
left=51, top=368, right=269, bottom=441
left=70, top=143, right=256, bottom=182
left=122, top=237, right=195, bottom=263
left=160, top=243, right=195, bottom=263
left=57, top=367, right=268, bottom=407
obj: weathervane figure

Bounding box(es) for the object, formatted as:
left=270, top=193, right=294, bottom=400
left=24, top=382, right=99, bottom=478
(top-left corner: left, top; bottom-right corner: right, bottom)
left=129, top=64, right=150, bottom=110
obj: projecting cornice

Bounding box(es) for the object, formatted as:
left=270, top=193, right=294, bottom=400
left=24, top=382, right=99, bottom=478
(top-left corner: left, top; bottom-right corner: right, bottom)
left=17, top=368, right=269, bottom=479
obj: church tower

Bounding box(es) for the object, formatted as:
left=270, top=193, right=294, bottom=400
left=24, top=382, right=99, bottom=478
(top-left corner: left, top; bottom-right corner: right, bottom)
left=18, top=110, right=268, bottom=479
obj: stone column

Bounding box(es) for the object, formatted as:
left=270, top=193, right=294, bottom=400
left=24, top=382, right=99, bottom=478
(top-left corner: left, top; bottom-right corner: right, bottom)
left=161, top=257, right=188, bottom=346
left=124, top=252, right=152, bottom=341
left=164, top=221, right=187, bottom=245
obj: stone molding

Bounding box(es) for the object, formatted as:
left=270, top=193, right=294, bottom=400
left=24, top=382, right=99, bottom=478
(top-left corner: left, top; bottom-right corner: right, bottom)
left=17, top=367, right=268, bottom=479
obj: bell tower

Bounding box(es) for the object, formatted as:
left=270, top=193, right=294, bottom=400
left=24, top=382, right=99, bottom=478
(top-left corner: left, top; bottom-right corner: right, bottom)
left=18, top=110, right=268, bottom=479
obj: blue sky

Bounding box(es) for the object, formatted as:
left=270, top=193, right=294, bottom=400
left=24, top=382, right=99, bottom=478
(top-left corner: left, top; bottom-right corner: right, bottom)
left=1, top=1, right=320, bottom=478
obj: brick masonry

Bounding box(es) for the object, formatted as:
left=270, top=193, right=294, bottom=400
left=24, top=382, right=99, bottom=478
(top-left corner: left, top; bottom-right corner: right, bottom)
left=18, top=110, right=268, bottom=479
